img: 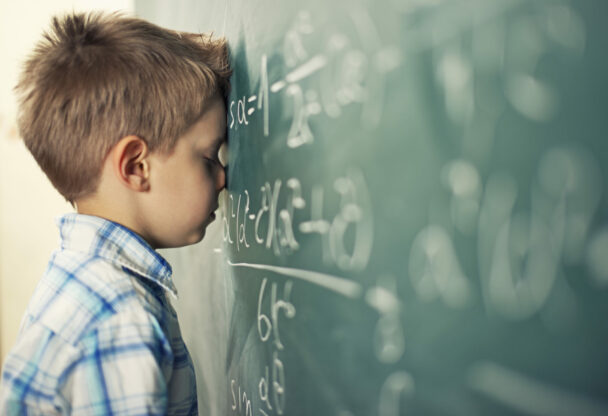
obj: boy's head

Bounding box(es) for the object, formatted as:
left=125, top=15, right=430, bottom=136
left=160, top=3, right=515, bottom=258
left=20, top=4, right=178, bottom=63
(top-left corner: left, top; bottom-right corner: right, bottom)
left=16, top=12, right=232, bottom=249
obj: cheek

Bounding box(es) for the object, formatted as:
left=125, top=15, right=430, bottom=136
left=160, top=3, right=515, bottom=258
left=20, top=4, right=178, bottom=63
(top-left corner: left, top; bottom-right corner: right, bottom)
left=153, top=157, right=217, bottom=213
left=179, top=168, right=216, bottom=216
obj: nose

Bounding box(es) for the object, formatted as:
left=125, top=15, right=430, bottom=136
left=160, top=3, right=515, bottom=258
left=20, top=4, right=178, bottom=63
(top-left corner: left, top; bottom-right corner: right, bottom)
left=216, top=164, right=227, bottom=191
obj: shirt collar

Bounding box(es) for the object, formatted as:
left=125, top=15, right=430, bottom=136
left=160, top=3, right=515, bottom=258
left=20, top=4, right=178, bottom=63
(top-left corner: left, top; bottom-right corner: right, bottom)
left=55, top=213, right=177, bottom=298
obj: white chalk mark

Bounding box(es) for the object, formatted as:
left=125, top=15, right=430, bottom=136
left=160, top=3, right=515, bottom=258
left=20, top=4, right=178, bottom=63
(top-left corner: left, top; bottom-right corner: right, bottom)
left=213, top=248, right=223, bottom=253
left=248, top=214, right=256, bottom=220
left=285, top=55, right=327, bottom=84
left=376, top=46, right=403, bottom=72
left=506, top=74, right=558, bottom=121
left=271, top=81, right=286, bottom=93
left=306, top=102, right=322, bottom=115
left=469, top=361, right=608, bottom=416
left=227, top=260, right=362, bottom=299
left=366, top=286, right=399, bottom=315
left=257, top=55, right=270, bottom=136
left=248, top=95, right=257, bottom=102
left=247, top=108, right=255, bottom=116
left=379, top=372, right=415, bottom=416
left=409, top=225, right=472, bottom=308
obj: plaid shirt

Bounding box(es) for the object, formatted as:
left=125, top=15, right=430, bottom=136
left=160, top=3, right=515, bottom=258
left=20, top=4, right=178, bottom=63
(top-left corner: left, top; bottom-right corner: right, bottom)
left=0, top=213, right=197, bottom=415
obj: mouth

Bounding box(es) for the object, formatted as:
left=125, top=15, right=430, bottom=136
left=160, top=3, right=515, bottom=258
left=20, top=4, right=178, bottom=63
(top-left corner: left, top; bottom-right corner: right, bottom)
left=210, top=207, right=218, bottom=220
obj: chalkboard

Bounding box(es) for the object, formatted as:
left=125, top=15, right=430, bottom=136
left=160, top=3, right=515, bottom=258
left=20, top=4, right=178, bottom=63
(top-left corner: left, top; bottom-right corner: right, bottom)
left=137, top=0, right=608, bottom=415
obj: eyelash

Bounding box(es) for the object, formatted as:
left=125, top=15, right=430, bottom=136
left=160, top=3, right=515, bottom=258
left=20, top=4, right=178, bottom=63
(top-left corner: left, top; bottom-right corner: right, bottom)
left=202, top=156, right=224, bottom=172
left=200, top=143, right=227, bottom=169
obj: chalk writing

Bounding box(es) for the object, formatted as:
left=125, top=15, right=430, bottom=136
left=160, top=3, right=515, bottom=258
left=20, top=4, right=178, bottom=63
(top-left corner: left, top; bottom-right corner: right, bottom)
left=224, top=169, right=374, bottom=272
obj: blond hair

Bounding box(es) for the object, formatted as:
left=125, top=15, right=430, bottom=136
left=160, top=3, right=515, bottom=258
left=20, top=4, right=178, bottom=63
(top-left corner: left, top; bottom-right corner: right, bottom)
left=15, top=11, right=232, bottom=204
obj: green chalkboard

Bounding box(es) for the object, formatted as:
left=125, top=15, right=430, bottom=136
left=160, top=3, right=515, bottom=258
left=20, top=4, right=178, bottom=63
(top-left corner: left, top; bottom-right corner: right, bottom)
left=138, top=0, right=608, bottom=415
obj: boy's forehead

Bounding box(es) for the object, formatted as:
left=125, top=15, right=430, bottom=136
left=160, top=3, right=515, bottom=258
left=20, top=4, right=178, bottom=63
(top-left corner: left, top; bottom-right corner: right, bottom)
left=191, top=126, right=226, bottom=150
left=209, top=133, right=226, bottom=148
left=188, top=106, right=226, bottom=141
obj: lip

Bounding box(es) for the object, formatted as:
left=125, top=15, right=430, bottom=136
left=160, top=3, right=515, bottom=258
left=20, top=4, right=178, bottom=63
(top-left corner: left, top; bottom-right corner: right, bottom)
left=210, top=208, right=218, bottom=220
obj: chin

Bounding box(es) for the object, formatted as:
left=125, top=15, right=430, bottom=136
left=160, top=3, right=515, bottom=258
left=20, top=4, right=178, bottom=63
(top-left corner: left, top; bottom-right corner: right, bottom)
left=156, top=231, right=205, bottom=249
left=174, top=233, right=203, bottom=248
left=189, top=227, right=208, bottom=245
left=155, top=222, right=210, bottom=249
left=193, top=230, right=206, bottom=244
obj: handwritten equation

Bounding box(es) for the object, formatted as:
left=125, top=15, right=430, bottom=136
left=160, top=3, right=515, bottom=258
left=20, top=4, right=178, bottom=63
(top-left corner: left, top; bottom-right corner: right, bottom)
left=222, top=0, right=608, bottom=415
left=228, top=8, right=402, bottom=148
left=222, top=169, right=373, bottom=273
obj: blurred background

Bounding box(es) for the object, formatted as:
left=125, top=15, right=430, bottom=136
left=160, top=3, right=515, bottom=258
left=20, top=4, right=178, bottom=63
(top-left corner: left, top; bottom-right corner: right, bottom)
left=0, top=0, right=134, bottom=369
left=2, top=0, right=608, bottom=414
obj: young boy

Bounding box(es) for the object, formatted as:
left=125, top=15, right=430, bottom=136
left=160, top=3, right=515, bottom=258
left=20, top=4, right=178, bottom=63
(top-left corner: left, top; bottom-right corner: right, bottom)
left=0, top=11, right=231, bottom=415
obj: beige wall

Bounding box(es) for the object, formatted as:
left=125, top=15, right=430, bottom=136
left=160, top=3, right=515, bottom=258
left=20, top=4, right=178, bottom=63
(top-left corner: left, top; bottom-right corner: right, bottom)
left=0, top=0, right=134, bottom=367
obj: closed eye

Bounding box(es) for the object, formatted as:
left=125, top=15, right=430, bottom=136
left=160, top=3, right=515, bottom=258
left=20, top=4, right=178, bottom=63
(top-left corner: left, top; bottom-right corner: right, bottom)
left=202, top=156, right=221, bottom=167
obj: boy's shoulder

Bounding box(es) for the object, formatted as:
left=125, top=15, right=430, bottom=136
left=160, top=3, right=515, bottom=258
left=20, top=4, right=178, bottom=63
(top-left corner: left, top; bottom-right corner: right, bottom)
left=0, top=213, right=188, bottom=414
left=24, top=213, right=177, bottom=347
left=26, top=253, right=155, bottom=347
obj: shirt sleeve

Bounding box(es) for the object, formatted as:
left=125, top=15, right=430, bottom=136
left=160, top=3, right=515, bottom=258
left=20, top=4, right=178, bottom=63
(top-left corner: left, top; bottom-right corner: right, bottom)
left=61, top=312, right=174, bottom=416
left=0, top=320, right=74, bottom=415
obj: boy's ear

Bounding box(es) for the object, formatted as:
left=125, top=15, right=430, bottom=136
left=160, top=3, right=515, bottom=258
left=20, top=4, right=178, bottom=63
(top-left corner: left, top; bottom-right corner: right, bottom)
left=111, top=135, right=151, bottom=192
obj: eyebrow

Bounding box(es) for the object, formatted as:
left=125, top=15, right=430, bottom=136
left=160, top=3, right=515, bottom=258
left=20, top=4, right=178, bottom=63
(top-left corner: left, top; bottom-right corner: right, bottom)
left=201, top=134, right=225, bottom=153
left=212, top=134, right=226, bottom=151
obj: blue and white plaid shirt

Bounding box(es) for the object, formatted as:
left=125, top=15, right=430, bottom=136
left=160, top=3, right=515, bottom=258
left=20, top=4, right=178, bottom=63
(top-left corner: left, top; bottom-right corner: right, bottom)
left=0, top=213, right=197, bottom=415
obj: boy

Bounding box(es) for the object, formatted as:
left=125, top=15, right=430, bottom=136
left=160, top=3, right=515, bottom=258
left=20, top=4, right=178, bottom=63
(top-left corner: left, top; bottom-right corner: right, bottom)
left=0, top=11, right=231, bottom=415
